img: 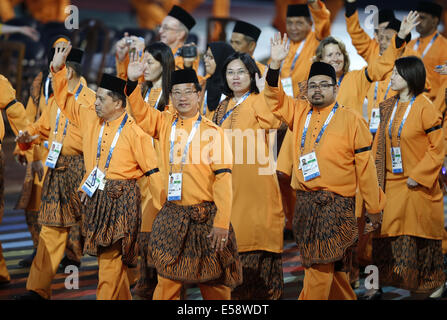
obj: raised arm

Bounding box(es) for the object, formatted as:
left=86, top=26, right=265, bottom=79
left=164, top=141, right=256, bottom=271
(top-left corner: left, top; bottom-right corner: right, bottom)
left=345, top=0, right=376, bottom=62
left=0, top=75, right=29, bottom=135
left=309, top=0, right=331, bottom=41
left=50, top=41, right=85, bottom=129
left=125, top=51, right=166, bottom=138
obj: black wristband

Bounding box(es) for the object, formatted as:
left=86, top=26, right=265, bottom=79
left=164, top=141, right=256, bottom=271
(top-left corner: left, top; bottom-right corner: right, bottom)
left=126, top=80, right=138, bottom=96
left=266, top=68, right=280, bottom=87
left=345, top=1, right=357, bottom=17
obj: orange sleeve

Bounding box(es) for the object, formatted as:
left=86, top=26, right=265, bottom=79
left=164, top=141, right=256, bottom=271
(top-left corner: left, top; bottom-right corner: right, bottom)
left=26, top=100, right=51, bottom=140
left=0, top=0, right=15, bottom=22
left=409, top=102, right=444, bottom=189
left=264, top=81, right=300, bottom=129
left=346, top=10, right=376, bottom=62
left=116, top=54, right=129, bottom=80
left=129, top=123, right=166, bottom=211
left=310, top=0, right=331, bottom=41
left=352, top=113, right=386, bottom=214
left=52, top=65, right=83, bottom=129
left=250, top=93, right=283, bottom=129
left=209, top=127, right=233, bottom=230
left=127, top=83, right=166, bottom=139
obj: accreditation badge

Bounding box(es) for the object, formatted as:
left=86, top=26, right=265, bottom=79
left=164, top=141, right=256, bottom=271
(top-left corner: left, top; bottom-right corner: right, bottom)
left=45, top=141, right=63, bottom=169
left=369, top=108, right=380, bottom=133
left=167, top=172, right=182, bottom=201
left=391, top=147, right=403, bottom=173
left=281, top=77, right=294, bottom=97
left=300, top=152, right=321, bottom=182
left=81, top=166, right=105, bottom=197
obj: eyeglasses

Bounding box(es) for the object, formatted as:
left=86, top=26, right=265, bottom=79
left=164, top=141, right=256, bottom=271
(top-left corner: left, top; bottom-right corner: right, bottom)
left=307, top=83, right=335, bottom=90
left=226, top=70, right=249, bottom=77
left=171, top=90, right=197, bottom=98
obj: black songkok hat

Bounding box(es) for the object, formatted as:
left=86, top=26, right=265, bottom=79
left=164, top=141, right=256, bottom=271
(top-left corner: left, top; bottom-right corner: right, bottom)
left=308, top=62, right=336, bottom=84
left=99, top=73, right=126, bottom=95
left=286, top=4, right=310, bottom=18
left=167, top=5, right=196, bottom=30
left=233, top=20, right=261, bottom=42
left=378, top=9, right=395, bottom=24
left=417, top=1, right=443, bottom=19
left=67, top=48, right=84, bottom=64
left=171, top=69, right=199, bottom=88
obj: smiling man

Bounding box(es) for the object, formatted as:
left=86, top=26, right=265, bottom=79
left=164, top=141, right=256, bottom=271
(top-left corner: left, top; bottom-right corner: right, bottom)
left=125, top=56, right=242, bottom=299
left=264, top=33, right=386, bottom=299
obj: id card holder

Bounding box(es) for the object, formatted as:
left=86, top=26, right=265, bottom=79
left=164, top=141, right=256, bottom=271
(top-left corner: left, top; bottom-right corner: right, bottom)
left=81, top=167, right=105, bottom=197
left=391, top=147, right=403, bottom=173
left=300, top=152, right=321, bottom=182
left=45, top=141, right=63, bottom=169
left=167, top=172, right=182, bottom=201
left=369, top=108, right=380, bottom=133
left=281, top=77, right=294, bottom=97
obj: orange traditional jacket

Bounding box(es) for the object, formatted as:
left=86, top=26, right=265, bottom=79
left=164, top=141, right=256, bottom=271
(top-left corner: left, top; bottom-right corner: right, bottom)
left=52, top=66, right=166, bottom=211
left=264, top=77, right=386, bottom=215
left=0, top=0, right=68, bottom=23
left=279, top=0, right=331, bottom=98
left=126, top=83, right=233, bottom=230
left=0, top=74, right=29, bottom=151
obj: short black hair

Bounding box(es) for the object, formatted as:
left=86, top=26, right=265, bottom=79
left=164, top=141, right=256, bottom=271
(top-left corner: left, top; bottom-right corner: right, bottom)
left=106, top=90, right=126, bottom=109
left=66, top=61, right=82, bottom=78
left=221, top=52, right=260, bottom=98
left=395, top=56, right=426, bottom=97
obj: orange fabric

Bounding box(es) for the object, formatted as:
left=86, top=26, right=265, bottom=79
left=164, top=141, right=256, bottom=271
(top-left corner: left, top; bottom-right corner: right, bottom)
left=173, top=45, right=200, bottom=72
left=377, top=95, right=445, bottom=239
left=264, top=83, right=386, bottom=214
left=97, top=241, right=132, bottom=300
left=130, top=0, right=177, bottom=30
left=278, top=1, right=331, bottom=98
left=345, top=11, right=379, bottom=64
left=408, top=31, right=447, bottom=103
left=153, top=275, right=231, bottom=300
left=0, top=74, right=29, bottom=149
left=218, top=93, right=284, bottom=253
left=52, top=66, right=165, bottom=212
left=298, top=263, right=357, bottom=300
left=26, top=225, right=69, bottom=299
left=127, top=84, right=233, bottom=230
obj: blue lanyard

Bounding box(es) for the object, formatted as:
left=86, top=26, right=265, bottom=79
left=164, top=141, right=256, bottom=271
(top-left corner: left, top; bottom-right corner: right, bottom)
left=54, top=108, right=69, bottom=138
left=383, top=80, right=392, bottom=100
left=96, top=113, right=128, bottom=171
left=388, top=96, right=416, bottom=144
left=219, top=92, right=250, bottom=126
left=203, top=90, right=208, bottom=115
left=75, top=83, right=83, bottom=100
left=169, top=114, right=202, bottom=166
left=301, top=103, right=339, bottom=152
left=338, top=74, right=344, bottom=86
left=54, top=83, right=83, bottom=140
left=414, top=33, right=439, bottom=58
left=373, top=81, right=379, bottom=104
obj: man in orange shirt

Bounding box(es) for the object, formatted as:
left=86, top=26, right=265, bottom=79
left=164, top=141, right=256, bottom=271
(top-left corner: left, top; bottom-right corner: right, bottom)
left=47, top=41, right=166, bottom=299
left=264, top=34, right=386, bottom=299
left=15, top=48, right=92, bottom=300
left=125, top=62, right=242, bottom=299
